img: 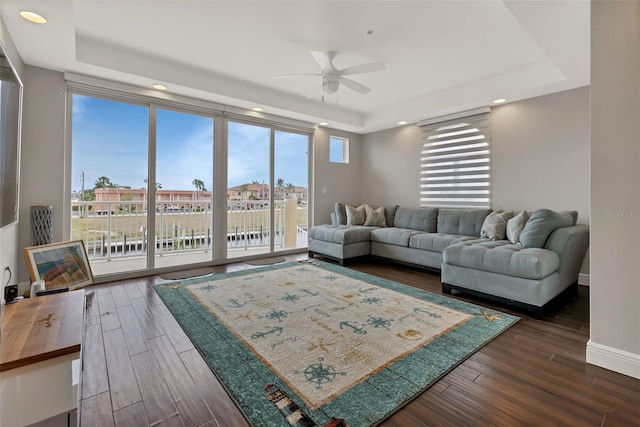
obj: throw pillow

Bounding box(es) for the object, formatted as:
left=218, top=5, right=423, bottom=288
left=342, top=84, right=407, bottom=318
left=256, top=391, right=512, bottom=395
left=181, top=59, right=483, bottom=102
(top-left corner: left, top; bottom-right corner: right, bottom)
left=384, top=205, right=400, bottom=227
left=346, top=204, right=366, bottom=226
left=519, top=209, right=578, bottom=248
left=506, top=211, right=530, bottom=244
left=334, top=203, right=347, bottom=225
left=480, top=210, right=514, bottom=240
left=363, top=204, right=387, bottom=227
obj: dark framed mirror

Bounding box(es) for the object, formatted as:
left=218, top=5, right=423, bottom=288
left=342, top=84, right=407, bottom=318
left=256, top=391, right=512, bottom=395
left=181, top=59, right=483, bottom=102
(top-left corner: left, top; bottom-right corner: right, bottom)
left=0, top=42, right=23, bottom=229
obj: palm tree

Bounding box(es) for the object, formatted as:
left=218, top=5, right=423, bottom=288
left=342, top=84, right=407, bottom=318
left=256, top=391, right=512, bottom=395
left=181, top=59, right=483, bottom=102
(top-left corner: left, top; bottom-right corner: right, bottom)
left=239, top=184, right=249, bottom=200
left=276, top=178, right=285, bottom=199
left=192, top=178, right=206, bottom=202
left=192, top=178, right=206, bottom=192
left=285, top=182, right=296, bottom=199
left=144, top=178, right=162, bottom=189
left=94, top=176, right=114, bottom=189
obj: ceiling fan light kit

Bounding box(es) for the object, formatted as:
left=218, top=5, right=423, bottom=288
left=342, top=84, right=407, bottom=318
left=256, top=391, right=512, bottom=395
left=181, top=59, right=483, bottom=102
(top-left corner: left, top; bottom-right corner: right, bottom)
left=322, top=73, right=340, bottom=94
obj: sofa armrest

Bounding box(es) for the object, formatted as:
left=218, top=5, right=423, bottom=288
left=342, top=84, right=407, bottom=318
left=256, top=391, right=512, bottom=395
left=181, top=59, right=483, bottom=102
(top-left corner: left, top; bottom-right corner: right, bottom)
left=544, top=224, right=590, bottom=287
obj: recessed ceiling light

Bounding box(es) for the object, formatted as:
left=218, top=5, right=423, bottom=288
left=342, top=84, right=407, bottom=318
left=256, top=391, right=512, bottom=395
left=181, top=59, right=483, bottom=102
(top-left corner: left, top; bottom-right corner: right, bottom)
left=152, top=84, right=167, bottom=91
left=398, top=121, right=408, bottom=125
left=20, top=11, right=47, bottom=24
left=493, top=98, right=507, bottom=104
left=252, top=107, right=264, bottom=112
left=318, top=122, right=329, bottom=126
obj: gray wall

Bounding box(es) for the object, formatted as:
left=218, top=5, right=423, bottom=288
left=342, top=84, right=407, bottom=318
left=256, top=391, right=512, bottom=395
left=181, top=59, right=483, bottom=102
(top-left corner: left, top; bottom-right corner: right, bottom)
left=0, top=16, right=24, bottom=302
left=588, top=0, right=640, bottom=378
left=17, top=66, right=67, bottom=282
left=491, top=87, right=590, bottom=225
left=361, top=87, right=591, bottom=274
left=360, top=124, right=421, bottom=208
left=312, top=127, right=362, bottom=225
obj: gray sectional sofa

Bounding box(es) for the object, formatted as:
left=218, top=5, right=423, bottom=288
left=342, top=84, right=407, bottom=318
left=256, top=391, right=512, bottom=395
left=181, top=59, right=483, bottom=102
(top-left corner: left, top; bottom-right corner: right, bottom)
left=308, top=204, right=589, bottom=317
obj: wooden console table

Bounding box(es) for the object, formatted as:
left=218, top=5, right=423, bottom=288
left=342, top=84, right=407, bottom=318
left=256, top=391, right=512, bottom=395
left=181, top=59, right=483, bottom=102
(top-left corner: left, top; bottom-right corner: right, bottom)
left=1, top=290, right=84, bottom=426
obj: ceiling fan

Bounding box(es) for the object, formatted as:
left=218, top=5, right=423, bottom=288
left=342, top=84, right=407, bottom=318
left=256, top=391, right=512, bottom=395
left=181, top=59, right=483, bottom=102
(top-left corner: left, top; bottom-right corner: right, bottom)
left=275, top=51, right=385, bottom=95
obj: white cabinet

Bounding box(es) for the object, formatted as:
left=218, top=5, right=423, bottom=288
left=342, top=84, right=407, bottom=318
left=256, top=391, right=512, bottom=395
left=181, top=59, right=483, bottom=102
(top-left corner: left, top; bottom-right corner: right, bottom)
left=0, top=291, right=84, bottom=426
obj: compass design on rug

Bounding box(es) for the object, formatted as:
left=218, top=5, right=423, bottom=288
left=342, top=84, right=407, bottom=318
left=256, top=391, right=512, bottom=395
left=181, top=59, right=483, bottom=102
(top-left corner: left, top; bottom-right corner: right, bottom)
left=295, top=357, right=346, bottom=389
left=363, top=296, right=383, bottom=305
left=199, top=284, right=217, bottom=292
left=281, top=293, right=300, bottom=303
left=266, top=309, right=288, bottom=322
left=367, top=316, right=393, bottom=330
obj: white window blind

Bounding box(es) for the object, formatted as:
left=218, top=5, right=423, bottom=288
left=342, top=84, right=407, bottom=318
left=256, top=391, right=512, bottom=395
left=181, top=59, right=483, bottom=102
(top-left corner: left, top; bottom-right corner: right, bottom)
left=419, top=109, right=491, bottom=208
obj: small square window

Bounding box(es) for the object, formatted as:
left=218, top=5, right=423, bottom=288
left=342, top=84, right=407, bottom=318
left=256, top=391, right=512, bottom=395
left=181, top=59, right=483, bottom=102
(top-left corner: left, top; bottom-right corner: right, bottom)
left=330, top=136, right=349, bottom=164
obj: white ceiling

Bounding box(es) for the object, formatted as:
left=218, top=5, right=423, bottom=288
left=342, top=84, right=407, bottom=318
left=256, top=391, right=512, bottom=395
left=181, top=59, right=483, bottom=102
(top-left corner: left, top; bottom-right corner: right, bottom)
left=1, top=1, right=589, bottom=134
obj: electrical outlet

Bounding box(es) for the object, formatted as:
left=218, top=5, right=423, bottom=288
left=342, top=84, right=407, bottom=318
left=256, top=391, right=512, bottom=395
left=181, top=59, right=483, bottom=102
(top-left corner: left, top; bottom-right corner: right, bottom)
left=4, top=284, right=18, bottom=302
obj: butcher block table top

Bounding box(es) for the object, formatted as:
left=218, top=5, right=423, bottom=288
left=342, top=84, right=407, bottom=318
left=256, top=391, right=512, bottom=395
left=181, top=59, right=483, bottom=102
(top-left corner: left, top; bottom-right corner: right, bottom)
left=0, top=290, right=84, bottom=372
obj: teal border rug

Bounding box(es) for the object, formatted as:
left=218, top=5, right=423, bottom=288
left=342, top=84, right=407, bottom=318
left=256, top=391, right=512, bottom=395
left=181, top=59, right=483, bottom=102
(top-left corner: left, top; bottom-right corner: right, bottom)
left=154, top=260, right=519, bottom=426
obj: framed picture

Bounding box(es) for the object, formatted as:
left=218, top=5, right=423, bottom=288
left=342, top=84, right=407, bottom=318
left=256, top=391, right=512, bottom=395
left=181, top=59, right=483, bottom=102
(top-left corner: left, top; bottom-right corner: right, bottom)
left=24, top=240, right=94, bottom=290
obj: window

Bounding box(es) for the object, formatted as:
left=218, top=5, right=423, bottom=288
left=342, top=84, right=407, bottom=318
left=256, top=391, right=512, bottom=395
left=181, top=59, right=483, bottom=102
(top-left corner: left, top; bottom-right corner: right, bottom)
left=68, top=82, right=313, bottom=278
left=329, top=136, right=349, bottom=163
left=418, top=108, right=491, bottom=208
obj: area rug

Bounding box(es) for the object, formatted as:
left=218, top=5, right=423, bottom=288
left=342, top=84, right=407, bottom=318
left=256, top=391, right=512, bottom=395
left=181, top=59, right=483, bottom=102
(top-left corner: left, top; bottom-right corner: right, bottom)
left=244, top=256, right=287, bottom=266
left=159, top=267, right=214, bottom=280
left=154, top=260, right=518, bottom=426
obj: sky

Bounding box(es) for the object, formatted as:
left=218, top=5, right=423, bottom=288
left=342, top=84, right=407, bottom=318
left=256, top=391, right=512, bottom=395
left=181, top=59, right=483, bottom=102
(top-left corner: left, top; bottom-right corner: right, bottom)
left=71, top=95, right=309, bottom=193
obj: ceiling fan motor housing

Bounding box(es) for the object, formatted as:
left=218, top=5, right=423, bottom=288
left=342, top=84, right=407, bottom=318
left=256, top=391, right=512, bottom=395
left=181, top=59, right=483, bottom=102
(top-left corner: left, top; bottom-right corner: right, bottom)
left=322, top=72, right=340, bottom=94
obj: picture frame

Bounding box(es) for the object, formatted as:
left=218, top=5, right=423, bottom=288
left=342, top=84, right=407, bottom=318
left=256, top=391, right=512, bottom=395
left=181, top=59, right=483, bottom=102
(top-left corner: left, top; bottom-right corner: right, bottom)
left=23, top=240, right=94, bottom=290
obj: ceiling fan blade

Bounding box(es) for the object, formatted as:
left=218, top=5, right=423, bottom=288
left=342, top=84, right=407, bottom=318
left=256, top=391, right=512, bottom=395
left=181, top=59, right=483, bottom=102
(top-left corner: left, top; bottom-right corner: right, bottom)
left=339, top=77, right=371, bottom=94
left=310, top=51, right=336, bottom=71
left=274, top=73, right=321, bottom=79
left=339, top=61, right=386, bottom=76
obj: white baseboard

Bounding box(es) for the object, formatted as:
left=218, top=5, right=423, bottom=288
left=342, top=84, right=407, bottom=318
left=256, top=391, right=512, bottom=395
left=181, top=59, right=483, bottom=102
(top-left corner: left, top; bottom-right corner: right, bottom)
left=586, top=340, right=640, bottom=379
left=578, top=273, right=590, bottom=286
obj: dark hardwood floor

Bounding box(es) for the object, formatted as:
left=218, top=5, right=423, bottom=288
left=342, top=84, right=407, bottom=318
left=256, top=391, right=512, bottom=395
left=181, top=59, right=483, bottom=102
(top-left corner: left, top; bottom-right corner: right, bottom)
left=79, top=255, right=640, bottom=427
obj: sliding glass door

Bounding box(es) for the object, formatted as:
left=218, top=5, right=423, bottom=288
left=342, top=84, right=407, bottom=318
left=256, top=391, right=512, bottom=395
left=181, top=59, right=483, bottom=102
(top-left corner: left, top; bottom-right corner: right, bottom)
left=226, top=121, right=271, bottom=257
left=70, top=91, right=311, bottom=277
left=154, top=108, right=214, bottom=268
left=70, top=94, right=149, bottom=275
left=226, top=121, right=310, bottom=258
left=274, top=130, right=309, bottom=251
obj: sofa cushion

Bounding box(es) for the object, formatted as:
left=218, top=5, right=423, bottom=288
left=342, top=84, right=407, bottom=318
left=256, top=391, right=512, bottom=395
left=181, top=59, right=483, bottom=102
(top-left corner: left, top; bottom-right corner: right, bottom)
left=370, top=227, right=422, bottom=247
left=346, top=204, right=366, bottom=225
left=364, top=204, right=387, bottom=227
left=335, top=203, right=347, bottom=225
left=506, top=210, right=530, bottom=244
left=409, top=233, right=479, bottom=253
left=309, top=225, right=373, bottom=245
left=480, top=211, right=514, bottom=240
left=443, top=240, right=560, bottom=280
left=519, top=209, right=578, bottom=248
left=437, top=208, right=492, bottom=236
left=393, top=207, right=438, bottom=232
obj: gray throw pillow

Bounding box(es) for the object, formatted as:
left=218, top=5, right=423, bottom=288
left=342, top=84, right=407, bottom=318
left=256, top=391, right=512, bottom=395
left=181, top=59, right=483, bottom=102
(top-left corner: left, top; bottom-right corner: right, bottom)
left=506, top=211, right=530, bottom=244
left=334, top=203, right=347, bottom=225
left=346, top=204, right=366, bottom=226
left=384, top=205, right=399, bottom=227
left=480, top=210, right=514, bottom=240
left=363, top=204, right=387, bottom=227
left=519, top=209, right=578, bottom=248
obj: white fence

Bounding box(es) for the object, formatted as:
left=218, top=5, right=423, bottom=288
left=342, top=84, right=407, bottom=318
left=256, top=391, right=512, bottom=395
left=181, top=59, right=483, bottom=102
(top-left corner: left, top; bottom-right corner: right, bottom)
left=71, top=199, right=307, bottom=260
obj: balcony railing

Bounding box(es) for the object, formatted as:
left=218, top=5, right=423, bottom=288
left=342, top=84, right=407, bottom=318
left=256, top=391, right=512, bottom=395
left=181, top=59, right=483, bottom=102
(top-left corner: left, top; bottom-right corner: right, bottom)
left=71, top=199, right=307, bottom=261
